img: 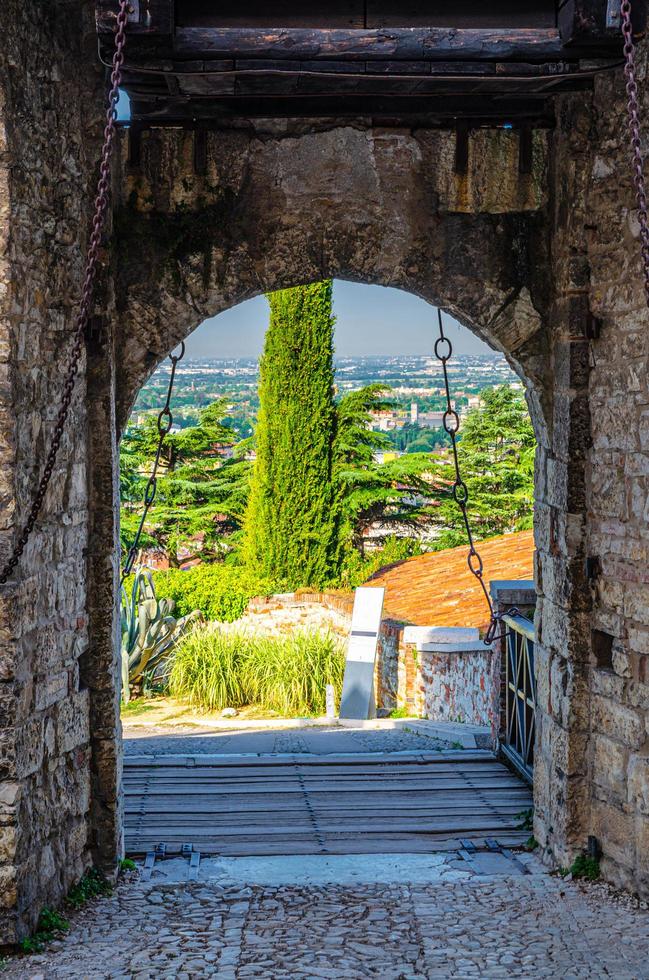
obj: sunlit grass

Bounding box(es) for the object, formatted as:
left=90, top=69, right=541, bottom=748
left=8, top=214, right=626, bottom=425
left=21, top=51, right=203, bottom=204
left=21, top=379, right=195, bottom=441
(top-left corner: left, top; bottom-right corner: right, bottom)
left=120, top=700, right=157, bottom=716
left=168, top=625, right=345, bottom=716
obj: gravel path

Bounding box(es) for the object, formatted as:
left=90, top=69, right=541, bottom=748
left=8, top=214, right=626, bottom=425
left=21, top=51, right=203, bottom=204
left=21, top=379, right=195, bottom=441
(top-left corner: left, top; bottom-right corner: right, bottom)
left=7, top=873, right=649, bottom=978
left=122, top=725, right=453, bottom=756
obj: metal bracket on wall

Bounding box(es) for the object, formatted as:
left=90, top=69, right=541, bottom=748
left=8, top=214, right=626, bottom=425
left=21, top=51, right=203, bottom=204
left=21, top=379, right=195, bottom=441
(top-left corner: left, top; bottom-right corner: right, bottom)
left=586, top=312, right=603, bottom=340
left=606, top=0, right=622, bottom=29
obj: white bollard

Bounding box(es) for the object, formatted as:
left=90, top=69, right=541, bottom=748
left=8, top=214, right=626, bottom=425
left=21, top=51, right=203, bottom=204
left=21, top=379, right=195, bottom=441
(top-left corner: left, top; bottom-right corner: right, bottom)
left=326, top=683, right=336, bottom=719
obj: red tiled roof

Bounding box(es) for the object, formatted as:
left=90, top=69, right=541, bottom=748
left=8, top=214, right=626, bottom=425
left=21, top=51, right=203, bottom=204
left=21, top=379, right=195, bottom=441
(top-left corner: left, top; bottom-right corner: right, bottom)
left=367, top=530, right=535, bottom=630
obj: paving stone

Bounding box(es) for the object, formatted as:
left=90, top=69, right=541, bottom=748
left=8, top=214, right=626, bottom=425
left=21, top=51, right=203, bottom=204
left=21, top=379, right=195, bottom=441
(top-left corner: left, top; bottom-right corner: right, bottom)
left=3, top=868, right=649, bottom=979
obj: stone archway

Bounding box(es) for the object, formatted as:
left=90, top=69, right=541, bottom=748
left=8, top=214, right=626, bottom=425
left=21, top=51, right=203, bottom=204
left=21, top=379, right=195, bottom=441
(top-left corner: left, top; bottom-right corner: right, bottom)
left=81, top=120, right=586, bottom=895
left=4, top=2, right=649, bottom=941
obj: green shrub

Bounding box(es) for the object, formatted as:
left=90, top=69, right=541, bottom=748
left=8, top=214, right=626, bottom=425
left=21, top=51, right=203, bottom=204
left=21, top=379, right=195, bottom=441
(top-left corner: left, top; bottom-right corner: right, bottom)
left=169, top=626, right=345, bottom=716
left=146, top=564, right=276, bottom=623
left=66, top=869, right=112, bottom=910
left=569, top=854, right=600, bottom=881
left=19, top=908, right=69, bottom=953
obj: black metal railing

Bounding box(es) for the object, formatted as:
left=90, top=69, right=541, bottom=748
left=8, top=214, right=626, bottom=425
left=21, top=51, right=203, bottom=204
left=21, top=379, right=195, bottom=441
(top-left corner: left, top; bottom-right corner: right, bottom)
left=501, top=613, right=536, bottom=783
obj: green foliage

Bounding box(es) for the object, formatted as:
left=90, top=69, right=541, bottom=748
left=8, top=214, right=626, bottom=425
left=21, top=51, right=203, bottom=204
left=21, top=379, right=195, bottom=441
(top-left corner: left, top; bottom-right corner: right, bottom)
left=119, top=858, right=138, bottom=873
left=120, top=399, right=249, bottom=566
left=388, top=706, right=415, bottom=719
left=427, top=386, right=535, bottom=544
left=66, top=869, right=112, bottom=910
left=145, top=564, right=276, bottom=623
left=120, top=699, right=157, bottom=716
left=19, top=908, right=69, bottom=953
left=516, top=807, right=534, bottom=831
left=120, top=569, right=201, bottom=702
left=569, top=855, right=601, bottom=881
left=169, top=626, right=345, bottom=716
left=388, top=421, right=448, bottom=453
left=243, top=281, right=339, bottom=588
left=244, top=630, right=345, bottom=717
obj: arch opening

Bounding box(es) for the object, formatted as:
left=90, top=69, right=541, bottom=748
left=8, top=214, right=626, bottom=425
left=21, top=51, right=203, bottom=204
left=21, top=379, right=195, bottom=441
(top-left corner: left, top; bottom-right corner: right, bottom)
left=112, top=280, right=540, bottom=860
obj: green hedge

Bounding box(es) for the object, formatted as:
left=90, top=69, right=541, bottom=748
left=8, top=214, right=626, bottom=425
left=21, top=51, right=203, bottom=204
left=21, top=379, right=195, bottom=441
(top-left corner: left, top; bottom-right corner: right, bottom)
left=145, top=565, right=276, bottom=622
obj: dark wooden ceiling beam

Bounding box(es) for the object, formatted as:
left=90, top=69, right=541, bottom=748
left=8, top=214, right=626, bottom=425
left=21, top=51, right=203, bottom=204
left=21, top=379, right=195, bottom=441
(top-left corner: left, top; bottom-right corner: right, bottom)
left=173, top=27, right=568, bottom=61
left=127, top=93, right=557, bottom=124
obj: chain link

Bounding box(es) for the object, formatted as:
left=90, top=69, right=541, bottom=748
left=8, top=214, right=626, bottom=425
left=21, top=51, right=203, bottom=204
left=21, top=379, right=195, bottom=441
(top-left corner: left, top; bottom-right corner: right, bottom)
left=621, top=0, right=649, bottom=306
left=433, top=310, right=509, bottom=645
left=121, top=343, right=185, bottom=583
left=0, top=1, right=130, bottom=585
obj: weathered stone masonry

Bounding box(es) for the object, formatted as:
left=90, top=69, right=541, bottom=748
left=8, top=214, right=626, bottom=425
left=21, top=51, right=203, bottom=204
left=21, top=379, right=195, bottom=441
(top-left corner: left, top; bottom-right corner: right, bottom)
left=1, top=0, right=649, bottom=943
left=0, top=1, right=120, bottom=945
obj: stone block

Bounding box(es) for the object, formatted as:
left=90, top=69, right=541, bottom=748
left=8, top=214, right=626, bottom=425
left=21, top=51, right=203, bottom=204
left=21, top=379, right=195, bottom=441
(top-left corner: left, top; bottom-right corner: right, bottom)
left=0, top=780, right=21, bottom=813
left=592, top=667, right=625, bottom=700
left=623, top=582, right=649, bottom=622
left=593, top=734, right=628, bottom=800
left=0, top=866, right=17, bottom=915
left=592, top=695, right=645, bottom=750
left=15, top=717, right=44, bottom=778
left=590, top=463, right=626, bottom=518
left=34, top=670, right=69, bottom=711
left=628, top=754, right=649, bottom=815
left=626, top=681, right=649, bottom=710
left=0, top=824, right=17, bottom=864
left=57, top=689, right=90, bottom=755
left=591, top=799, right=636, bottom=870
left=628, top=628, right=649, bottom=656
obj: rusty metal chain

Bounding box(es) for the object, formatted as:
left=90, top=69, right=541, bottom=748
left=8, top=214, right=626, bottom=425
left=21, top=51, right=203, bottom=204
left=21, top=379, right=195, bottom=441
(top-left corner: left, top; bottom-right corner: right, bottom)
left=0, top=0, right=130, bottom=585
left=621, top=0, right=649, bottom=306
left=121, top=342, right=185, bottom=583
left=433, top=310, right=511, bottom=645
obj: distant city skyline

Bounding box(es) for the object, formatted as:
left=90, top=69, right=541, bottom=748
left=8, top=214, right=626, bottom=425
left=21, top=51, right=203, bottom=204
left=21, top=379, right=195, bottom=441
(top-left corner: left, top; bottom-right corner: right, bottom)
left=184, top=281, right=494, bottom=359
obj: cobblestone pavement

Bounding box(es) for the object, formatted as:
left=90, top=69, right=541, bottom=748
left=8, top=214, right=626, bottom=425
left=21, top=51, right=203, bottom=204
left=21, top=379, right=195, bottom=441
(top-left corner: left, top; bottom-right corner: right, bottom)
left=6, top=871, right=649, bottom=979
left=122, top=725, right=452, bottom=756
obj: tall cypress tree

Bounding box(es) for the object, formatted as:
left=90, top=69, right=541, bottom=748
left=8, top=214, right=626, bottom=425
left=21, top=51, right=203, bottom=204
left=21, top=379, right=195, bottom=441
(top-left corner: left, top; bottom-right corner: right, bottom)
left=243, top=281, right=338, bottom=588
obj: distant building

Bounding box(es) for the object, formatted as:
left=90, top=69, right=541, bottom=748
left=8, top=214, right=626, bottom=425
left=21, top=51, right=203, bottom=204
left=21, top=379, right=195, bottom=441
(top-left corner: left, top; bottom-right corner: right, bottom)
left=373, top=450, right=403, bottom=464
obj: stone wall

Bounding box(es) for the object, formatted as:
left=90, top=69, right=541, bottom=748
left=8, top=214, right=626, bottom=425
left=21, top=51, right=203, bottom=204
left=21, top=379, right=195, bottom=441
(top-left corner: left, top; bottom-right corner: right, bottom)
left=403, top=628, right=501, bottom=732
left=106, top=87, right=649, bottom=897
left=579, top=45, right=649, bottom=894
left=1, top=1, right=649, bottom=941
left=0, top=1, right=118, bottom=943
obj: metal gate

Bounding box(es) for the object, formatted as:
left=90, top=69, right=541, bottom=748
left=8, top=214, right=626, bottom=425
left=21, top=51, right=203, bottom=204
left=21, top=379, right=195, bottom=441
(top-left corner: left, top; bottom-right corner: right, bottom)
left=501, top=613, right=536, bottom=783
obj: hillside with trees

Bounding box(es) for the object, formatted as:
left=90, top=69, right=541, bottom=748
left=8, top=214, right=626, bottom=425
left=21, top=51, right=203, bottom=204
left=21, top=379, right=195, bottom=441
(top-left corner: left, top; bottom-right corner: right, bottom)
left=119, top=283, right=536, bottom=603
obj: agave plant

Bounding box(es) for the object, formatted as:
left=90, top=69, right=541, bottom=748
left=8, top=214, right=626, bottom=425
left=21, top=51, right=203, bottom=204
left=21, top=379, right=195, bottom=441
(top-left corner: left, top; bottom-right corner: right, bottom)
left=120, top=568, right=201, bottom=703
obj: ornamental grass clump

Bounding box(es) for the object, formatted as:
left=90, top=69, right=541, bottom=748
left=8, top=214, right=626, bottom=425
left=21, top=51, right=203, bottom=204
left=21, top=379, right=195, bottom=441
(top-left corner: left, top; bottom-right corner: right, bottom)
left=242, top=630, right=345, bottom=717
left=168, top=625, right=345, bottom=716
left=168, top=625, right=249, bottom=711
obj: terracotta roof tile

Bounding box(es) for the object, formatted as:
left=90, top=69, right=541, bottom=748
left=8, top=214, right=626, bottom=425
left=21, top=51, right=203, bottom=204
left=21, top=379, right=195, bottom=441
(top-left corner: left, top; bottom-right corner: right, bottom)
left=367, top=530, right=535, bottom=630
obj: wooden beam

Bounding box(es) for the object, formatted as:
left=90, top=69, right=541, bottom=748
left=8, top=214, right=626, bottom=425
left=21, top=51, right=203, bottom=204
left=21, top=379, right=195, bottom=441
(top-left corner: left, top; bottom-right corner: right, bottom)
left=174, top=27, right=567, bottom=61
left=178, top=0, right=556, bottom=30
left=128, top=93, right=556, bottom=125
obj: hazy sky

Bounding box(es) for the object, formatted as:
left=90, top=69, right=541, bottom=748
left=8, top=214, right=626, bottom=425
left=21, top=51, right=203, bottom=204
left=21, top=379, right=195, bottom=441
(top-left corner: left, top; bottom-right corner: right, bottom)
left=184, top=281, right=493, bottom=359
